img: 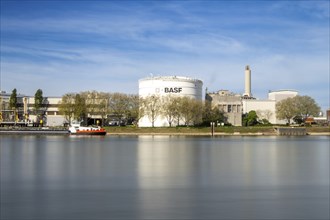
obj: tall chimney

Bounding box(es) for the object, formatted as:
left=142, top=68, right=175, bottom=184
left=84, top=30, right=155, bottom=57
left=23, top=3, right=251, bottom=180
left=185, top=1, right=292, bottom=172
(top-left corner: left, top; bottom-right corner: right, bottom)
left=244, top=65, right=251, bottom=97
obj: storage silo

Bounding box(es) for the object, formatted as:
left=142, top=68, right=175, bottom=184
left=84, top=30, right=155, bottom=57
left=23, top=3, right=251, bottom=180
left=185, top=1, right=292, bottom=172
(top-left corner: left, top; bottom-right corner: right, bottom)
left=138, top=76, right=203, bottom=127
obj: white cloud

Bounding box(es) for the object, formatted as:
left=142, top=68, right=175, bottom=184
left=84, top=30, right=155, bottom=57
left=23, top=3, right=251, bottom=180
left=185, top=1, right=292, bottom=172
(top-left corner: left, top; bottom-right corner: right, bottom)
left=1, top=1, right=329, bottom=112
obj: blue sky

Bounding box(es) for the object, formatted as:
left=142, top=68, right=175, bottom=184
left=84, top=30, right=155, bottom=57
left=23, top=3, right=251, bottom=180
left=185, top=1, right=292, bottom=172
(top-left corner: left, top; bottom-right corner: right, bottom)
left=1, top=0, right=329, bottom=111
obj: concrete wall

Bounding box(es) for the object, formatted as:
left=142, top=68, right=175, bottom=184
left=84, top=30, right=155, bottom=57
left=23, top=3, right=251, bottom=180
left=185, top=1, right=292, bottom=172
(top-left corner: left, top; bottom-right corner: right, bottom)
left=206, top=90, right=242, bottom=126
left=242, top=99, right=277, bottom=124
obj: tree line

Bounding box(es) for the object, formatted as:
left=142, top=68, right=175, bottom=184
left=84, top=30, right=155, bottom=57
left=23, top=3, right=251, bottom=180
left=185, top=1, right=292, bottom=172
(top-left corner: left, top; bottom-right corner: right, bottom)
left=58, top=91, right=139, bottom=126
left=275, top=95, right=321, bottom=124
left=140, top=95, right=224, bottom=127
left=242, top=95, right=321, bottom=126
left=58, top=91, right=225, bottom=127
left=5, top=88, right=322, bottom=126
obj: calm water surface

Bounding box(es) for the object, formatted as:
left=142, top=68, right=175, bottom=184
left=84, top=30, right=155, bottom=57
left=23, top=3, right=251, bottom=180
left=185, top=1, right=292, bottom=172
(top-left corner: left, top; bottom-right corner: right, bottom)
left=1, top=135, right=329, bottom=219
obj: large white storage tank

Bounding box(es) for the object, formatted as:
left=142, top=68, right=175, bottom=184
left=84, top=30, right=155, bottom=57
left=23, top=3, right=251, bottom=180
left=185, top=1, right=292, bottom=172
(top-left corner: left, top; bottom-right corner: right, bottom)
left=139, top=76, right=203, bottom=127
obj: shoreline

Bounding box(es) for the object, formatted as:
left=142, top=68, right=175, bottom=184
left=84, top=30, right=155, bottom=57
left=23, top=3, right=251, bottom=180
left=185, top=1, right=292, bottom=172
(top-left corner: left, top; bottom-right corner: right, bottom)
left=0, top=127, right=329, bottom=136
left=106, top=132, right=330, bottom=136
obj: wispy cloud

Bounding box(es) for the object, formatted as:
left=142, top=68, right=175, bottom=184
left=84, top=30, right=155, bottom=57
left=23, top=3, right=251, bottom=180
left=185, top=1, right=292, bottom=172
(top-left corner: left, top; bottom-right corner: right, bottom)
left=1, top=1, right=329, bottom=110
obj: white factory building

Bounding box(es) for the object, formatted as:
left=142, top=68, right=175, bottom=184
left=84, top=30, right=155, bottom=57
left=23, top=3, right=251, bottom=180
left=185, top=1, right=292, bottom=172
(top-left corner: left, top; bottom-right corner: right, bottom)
left=138, top=76, right=203, bottom=127
left=240, top=65, right=299, bottom=124
left=207, top=65, right=299, bottom=125
left=242, top=90, right=298, bottom=124
left=241, top=65, right=299, bottom=124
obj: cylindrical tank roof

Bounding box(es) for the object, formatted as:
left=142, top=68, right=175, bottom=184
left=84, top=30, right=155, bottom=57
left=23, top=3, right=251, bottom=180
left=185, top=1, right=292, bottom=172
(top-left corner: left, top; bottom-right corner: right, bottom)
left=268, top=89, right=299, bottom=94
left=139, top=76, right=203, bottom=84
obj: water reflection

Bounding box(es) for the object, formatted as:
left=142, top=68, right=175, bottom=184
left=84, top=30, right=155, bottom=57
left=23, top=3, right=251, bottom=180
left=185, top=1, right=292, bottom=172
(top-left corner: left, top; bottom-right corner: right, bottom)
left=1, top=135, right=329, bottom=219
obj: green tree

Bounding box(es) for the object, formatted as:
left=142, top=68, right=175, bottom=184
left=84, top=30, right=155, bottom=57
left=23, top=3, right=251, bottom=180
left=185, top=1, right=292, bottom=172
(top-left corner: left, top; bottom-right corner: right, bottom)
left=74, top=94, right=87, bottom=123
left=9, top=88, right=18, bottom=122
left=9, top=88, right=17, bottom=110
left=202, top=101, right=225, bottom=126
left=243, top=110, right=259, bottom=126
left=34, top=89, right=43, bottom=115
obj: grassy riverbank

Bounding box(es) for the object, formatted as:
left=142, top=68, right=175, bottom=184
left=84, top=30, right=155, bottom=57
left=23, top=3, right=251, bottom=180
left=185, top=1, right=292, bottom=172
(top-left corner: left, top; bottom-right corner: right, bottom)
left=105, top=125, right=330, bottom=135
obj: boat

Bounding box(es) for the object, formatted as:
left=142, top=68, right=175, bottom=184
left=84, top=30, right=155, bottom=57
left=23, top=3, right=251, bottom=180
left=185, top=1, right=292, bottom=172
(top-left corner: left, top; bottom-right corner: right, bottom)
left=68, top=122, right=107, bottom=135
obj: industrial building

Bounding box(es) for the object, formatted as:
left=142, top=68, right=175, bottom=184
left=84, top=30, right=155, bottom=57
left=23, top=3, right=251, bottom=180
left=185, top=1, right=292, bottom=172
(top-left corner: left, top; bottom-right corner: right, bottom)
left=242, top=90, right=299, bottom=124
left=206, top=66, right=300, bottom=125
left=2, top=65, right=307, bottom=127
left=138, top=76, right=203, bottom=127
left=205, top=90, right=242, bottom=126
left=0, top=91, right=66, bottom=126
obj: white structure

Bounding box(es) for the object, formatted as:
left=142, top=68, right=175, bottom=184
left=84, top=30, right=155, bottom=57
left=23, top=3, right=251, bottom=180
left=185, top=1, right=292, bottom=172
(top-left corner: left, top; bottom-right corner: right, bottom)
left=268, top=90, right=298, bottom=102
left=205, top=90, right=242, bottom=126
left=243, top=65, right=252, bottom=97
left=23, top=96, right=67, bottom=126
left=139, top=76, right=203, bottom=127
left=242, top=99, right=276, bottom=123
left=139, top=76, right=203, bottom=99
left=242, top=90, right=299, bottom=124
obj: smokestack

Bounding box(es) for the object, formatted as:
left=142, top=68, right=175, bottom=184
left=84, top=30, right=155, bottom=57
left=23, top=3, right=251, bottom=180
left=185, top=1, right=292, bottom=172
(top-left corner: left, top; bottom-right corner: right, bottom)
left=244, top=65, right=251, bottom=97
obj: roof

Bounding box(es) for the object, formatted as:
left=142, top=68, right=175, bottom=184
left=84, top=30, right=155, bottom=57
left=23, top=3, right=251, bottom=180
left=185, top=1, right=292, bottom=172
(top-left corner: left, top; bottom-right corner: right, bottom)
left=139, top=75, right=203, bottom=83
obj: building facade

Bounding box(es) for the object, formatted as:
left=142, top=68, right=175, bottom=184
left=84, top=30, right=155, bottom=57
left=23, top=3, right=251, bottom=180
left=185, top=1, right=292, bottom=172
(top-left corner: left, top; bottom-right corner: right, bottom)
left=205, top=90, right=242, bottom=126
left=242, top=90, right=299, bottom=124
left=0, top=91, right=66, bottom=126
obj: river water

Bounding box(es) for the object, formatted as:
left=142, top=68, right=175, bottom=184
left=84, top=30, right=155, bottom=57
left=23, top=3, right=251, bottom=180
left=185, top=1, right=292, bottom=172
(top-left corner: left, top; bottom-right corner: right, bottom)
left=1, top=135, right=329, bottom=219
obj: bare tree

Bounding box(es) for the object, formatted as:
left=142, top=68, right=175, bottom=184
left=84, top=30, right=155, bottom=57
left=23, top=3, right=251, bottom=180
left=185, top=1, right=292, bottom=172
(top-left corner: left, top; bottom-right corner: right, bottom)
left=276, top=97, right=297, bottom=124
left=141, top=95, right=162, bottom=127
left=98, top=92, right=111, bottom=126
left=108, top=93, right=130, bottom=123
left=294, top=95, right=321, bottom=118
left=58, top=93, right=76, bottom=125
left=191, top=99, right=203, bottom=125
left=256, top=109, right=273, bottom=121
left=81, top=90, right=99, bottom=118
left=178, top=96, right=196, bottom=126
left=276, top=95, right=321, bottom=124
left=127, top=94, right=142, bottom=125
left=162, top=95, right=180, bottom=127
